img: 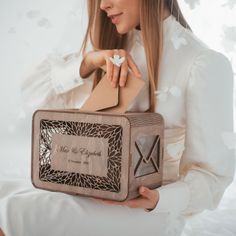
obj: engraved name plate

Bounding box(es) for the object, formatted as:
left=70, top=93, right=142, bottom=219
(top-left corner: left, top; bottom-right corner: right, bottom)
left=51, top=134, right=109, bottom=176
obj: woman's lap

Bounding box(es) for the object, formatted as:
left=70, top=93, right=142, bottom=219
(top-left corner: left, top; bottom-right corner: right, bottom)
left=0, top=180, right=186, bottom=236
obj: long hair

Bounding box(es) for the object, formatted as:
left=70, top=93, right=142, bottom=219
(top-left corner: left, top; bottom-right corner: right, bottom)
left=80, top=0, right=191, bottom=112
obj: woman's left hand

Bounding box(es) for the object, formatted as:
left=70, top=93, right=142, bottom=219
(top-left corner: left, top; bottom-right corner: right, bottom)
left=93, top=186, right=159, bottom=211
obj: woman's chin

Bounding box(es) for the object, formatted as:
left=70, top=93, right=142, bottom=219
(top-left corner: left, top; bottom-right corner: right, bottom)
left=116, top=26, right=129, bottom=35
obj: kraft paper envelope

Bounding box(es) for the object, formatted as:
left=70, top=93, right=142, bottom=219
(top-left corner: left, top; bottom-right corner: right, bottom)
left=80, top=73, right=146, bottom=113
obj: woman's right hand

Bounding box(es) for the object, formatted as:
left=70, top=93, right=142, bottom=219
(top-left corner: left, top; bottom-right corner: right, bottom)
left=86, top=49, right=142, bottom=88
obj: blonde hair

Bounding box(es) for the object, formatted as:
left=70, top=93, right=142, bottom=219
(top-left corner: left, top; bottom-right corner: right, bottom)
left=80, top=0, right=191, bottom=112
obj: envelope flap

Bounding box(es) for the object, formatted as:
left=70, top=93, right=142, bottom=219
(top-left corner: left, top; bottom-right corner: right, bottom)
left=103, top=73, right=146, bottom=113
left=80, top=73, right=146, bottom=113
left=80, top=75, right=119, bottom=111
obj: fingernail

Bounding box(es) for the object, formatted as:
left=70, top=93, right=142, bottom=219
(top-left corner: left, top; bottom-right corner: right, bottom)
left=120, top=81, right=125, bottom=87
left=140, top=186, right=145, bottom=193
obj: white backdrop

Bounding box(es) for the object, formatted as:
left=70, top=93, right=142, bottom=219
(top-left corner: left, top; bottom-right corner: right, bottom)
left=0, top=0, right=236, bottom=235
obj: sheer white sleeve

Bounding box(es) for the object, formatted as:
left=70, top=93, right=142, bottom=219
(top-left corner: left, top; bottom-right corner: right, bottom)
left=20, top=41, right=93, bottom=116
left=149, top=50, right=235, bottom=216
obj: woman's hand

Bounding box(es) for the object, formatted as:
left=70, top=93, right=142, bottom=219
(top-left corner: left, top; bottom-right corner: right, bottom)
left=93, top=186, right=160, bottom=212
left=0, top=228, right=5, bottom=236
left=87, top=49, right=142, bottom=88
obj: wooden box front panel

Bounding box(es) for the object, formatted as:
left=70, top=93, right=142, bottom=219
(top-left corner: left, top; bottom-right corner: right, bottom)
left=32, top=110, right=131, bottom=201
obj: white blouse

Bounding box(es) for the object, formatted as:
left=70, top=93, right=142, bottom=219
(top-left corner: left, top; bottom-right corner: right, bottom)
left=21, top=14, right=235, bottom=217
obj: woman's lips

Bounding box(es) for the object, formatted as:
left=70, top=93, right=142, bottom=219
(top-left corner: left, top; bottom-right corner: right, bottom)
left=111, top=13, right=123, bottom=24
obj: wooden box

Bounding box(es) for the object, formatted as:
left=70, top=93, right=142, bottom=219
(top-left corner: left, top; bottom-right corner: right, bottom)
left=32, top=110, right=164, bottom=201
left=31, top=75, right=164, bottom=201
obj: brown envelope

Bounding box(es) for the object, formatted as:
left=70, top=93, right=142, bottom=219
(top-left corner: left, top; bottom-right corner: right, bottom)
left=80, top=73, right=146, bottom=113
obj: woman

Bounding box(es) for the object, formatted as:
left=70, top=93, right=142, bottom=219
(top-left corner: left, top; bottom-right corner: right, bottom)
left=18, top=0, right=235, bottom=235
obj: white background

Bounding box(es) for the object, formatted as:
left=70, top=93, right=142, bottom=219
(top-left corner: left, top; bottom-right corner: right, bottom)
left=0, top=0, right=236, bottom=235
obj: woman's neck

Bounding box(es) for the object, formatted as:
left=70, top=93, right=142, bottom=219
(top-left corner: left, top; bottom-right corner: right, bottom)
left=163, top=6, right=171, bottom=20
left=135, top=6, right=171, bottom=31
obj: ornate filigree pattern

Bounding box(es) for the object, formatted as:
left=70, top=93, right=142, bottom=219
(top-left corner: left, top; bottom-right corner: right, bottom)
left=39, top=119, right=123, bottom=192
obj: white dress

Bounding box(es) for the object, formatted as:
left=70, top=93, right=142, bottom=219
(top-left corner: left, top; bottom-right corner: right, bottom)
left=0, top=14, right=235, bottom=236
